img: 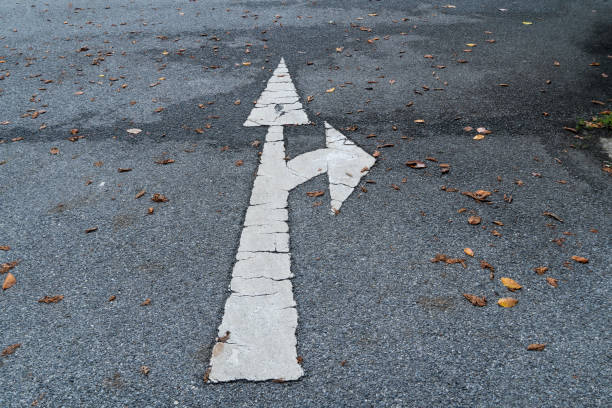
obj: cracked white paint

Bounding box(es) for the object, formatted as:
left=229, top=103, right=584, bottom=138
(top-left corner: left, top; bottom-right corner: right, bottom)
left=208, top=58, right=375, bottom=383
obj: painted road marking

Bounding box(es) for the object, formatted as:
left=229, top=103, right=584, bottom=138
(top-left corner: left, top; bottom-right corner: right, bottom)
left=207, top=58, right=375, bottom=382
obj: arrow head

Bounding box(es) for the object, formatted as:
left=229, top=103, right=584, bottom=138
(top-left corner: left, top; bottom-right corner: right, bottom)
left=324, top=122, right=376, bottom=213
left=244, top=58, right=310, bottom=127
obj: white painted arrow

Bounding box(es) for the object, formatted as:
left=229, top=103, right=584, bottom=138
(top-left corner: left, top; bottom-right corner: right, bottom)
left=207, top=58, right=375, bottom=383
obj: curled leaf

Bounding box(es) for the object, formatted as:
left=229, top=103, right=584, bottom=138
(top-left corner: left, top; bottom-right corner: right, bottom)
left=527, top=343, right=546, bottom=351
left=571, top=256, right=588, bottom=264
left=464, top=248, right=474, bottom=257
left=463, top=294, right=487, bottom=307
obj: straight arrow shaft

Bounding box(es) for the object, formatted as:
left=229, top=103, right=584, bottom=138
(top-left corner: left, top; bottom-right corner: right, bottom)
left=208, top=125, right=303, bottom=382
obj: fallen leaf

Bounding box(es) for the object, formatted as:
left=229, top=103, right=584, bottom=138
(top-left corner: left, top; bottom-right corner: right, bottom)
left=1, top=343, right=21, bottom=356
left=476, top=127, right=492, bottom=134
left=414, top=119, right=425, bottom=124
left=141, top=298, right=151, bottom=306
left=534, top=266, right=549, bottom=275
left=571, top=256, right=588, bottom=264
left=464, top=248, right=474, bottom=257
left=140, top=366, right=150, bottom=376
left=473, top=134, right=485, bottom=140
left=431, top=253, right=467, bottom=268
left=38, top=295, right=64, bottom=303
left=522, top=21, right=533, bottom=25
left=151, top=193, right=168, bottom=203
left=498, top=297, right=518, bottom=307
left=217, top=331, right=231, bottom=342
left=463, top=126, right=473, bottom=132
left=326, top=87, right=336, bottom=93
left=109, top=295, right=116, bottom=302
left=501, top=277, right=522, bottom=291
left=306, top=190, right=325, bottom=197
left=424, top=54, right=434, bottom=59
left=118, top=168, right=132, bottom=173
left=546, top=277, right=559, bottom=287
left=135, top=190, right=146, bottom=199
left=405, top=160, right=426, bottom=169
left=468, top=216, right=481, bottom=225
left=391, top=184, right=400, bottom=190
left=155, top=159, right=175, bottom=165
left=203, top=367, right=212, bottom=383
left=50, top=147, right=59, bottom=155
left=3, top=272, right=16, bottom=290
left=463, top=293, right=487, bottom=307
left=466, top=43, right=477, bottom=47
left=0, top=246, right=9, bottom=251
left=147, top=207, right=154, bottom=215
left=235, top=159, right=244, bottom=167
left=93, top=161, right=103, bottom=167
left=127, top=128, right=142, bottom=134
left=542, top=211, right=563, bottom=222
left=154, top=107, right=165, bottom=113
left=462, top=190, right=492, bottom=202
left=527, top=343, right=546, bottom=351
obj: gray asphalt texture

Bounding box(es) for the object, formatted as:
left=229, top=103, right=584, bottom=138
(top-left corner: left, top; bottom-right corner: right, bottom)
left=1, top=0, right=611, bottom=407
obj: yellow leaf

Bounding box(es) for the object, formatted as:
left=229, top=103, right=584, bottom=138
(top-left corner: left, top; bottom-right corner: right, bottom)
left=501, top=277, right=522, bottom=291
left=473, top=134, right=485, bottom=140
left=464, top=248, right=474, bottom=257
left=2, top=272, right=16, bottom=290
left=522, top=21, right=533, bottom=25
left=161, top=50, right=169, bottom=55
left=326, top=87, right=336, bottom=93
left=242, top=61, right=251, bottom=66
left=498, top=297, right=518, bottom=308
left=466, top=43, right=477, bottom=47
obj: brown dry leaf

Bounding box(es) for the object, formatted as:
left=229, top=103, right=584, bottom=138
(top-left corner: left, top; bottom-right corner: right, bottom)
left=85, top=227, right=98, bottom=233
left=463, top=293, right=487, bottom=307
left=217, top=331, right=231, bottom=342
left=431, top=253, right=467, bottom=268
left=234, top=99, right=241, bottom=105
left=151, top=193, right=169, bottom=203
left=70, top=128, right=79, bottom=135
left=468, top=215, right=481, bottom=225
left=424, top=54, right=434, bottom=59
left=203, top=367, right=212, bottom=383
left=3, top=272, right=16, bottom=290
left=391, top=184, right=400, bottom=190
left=135, top=190, right=146, bottom=199
left=501, top=277, right=522, bottom=291
left=571, top=256, right=588, bottom=264
left=296, top=356, right=304, bottom=365
left=1, top=260, right=19, bottom=274
left=492, top=220, right=504, bottom=226
left=463, top=126, right=473, bottom=132
left=147, top=207, right=154, bottom=215
left=109, top=295, right=117, bottom=302
left=155, top=158, right=175, bottom=165
left=50, top=147, right=59, bottom=155
left=0, top=246, right=10, bottom=251
left=127, top=128, right=142, bottom=135
left=497, top=297, right=518, bottom=308
left=414, top=119, right=425, bottom=124
left=462, top=190, right=492, bottom=202
left=542, top=211, right=563, bottom=222
left=527, top=343, right=546, bottom=351
left=473, top=134, right=485, bottom=140
left=480, top=260, right=495, bottom=272
left=306, top=190, right=325, bottom=197
left=307, top=95, right=314, bottom=103
left=534, top=266, right=549, bottom=275
left=140, top=365, right=150, bottom=376
left=464, top=248, right=474, bottom=257
left=154, top=107, right=165, bottom=113
left=38, top=295, right=64, bottom=304
left=93, top=161, right=103, bottom=167
left=405, top=160, right=426, bottom=169
left=235, top=159, right=244, bottom=167
left=118, top=168, right=132, bottom=173
left=476, top=127, right=492, bottom=134
left=141, top=298, right=151, bottom=306
left=1, top=343, right=21, bottom=356
left=372, top=150, right=380, bottom=158
left=326, top=87, right=336, bottom=93
left=546, top=277, right=559, bottom=287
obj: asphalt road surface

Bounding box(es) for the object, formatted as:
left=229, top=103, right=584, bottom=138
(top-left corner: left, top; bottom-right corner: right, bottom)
left=1, top=1, right=610, bottom=407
